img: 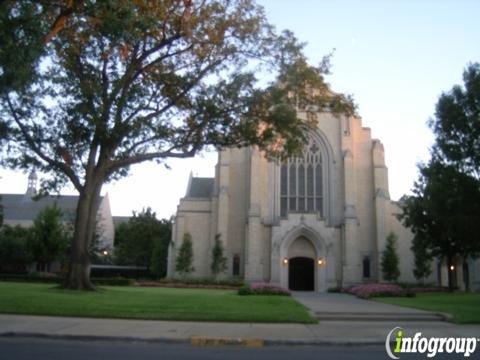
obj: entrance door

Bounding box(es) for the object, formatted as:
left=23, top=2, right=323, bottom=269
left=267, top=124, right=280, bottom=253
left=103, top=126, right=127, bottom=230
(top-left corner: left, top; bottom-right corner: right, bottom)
left=288, top=257, right=314, bottom=291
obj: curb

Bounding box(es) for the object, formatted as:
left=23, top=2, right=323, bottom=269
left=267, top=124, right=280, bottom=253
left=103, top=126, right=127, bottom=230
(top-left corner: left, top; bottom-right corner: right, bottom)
left=0, top=332, right=385, bottom=347
left=190, top=336, right=264, bottom=347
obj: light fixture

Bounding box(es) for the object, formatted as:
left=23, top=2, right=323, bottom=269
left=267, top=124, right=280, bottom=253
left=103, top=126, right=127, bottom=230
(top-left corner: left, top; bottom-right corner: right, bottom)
left=282, top=258, right=288, bottom=266
left=450, top=265, right=455, bottom=271
left=103, top=250, right=109, bottom=256
left=317, top=258, right=325, bottom=267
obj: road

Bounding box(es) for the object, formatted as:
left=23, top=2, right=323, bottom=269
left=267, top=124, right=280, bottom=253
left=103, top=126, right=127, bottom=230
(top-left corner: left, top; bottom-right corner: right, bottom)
left=0, top=337, right=472, bottom=360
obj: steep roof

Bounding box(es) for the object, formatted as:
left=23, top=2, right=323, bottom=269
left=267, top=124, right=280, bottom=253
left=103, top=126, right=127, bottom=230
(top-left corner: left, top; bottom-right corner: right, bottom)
left=185, top=177, right=214, bottom=198
left=1, top=194, right=102, bottom=222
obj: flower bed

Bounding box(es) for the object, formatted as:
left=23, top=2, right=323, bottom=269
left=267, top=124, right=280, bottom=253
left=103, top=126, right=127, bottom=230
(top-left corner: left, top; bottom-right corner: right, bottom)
left=238, top=282, right=290, bottom=296
left=344, top=283, right=414, bottom=299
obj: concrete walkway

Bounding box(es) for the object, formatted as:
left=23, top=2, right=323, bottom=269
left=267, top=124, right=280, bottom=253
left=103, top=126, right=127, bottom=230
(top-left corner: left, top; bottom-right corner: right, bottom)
left=293, top=293, right=449, bottom=321
left=1, top=314, right=479, bottom=346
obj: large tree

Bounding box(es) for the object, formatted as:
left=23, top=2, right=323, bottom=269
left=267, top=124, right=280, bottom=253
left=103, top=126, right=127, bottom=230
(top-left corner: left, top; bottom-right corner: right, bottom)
left=401, top=63, right=480, bottom=291
left=401, top=161, right=480, bottom=290
left=0, top=1, right=354, bottom=289
left=114, top=208, right=170, bottom=270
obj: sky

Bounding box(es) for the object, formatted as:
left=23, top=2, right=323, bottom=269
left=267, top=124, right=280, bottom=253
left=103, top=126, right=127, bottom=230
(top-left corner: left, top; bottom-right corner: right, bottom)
left=1, top=0, right=479, bottom=218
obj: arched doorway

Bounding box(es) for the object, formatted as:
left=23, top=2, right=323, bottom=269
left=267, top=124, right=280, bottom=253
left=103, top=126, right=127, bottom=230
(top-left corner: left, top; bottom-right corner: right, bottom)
left=289, top=257, right=314, bottom=291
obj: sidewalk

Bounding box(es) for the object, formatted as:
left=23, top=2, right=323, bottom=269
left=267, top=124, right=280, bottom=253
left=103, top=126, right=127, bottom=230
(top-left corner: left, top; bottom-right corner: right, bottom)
left=1, top=314, right=479, bottom=346
left=293, top=292, right=449, bottom=321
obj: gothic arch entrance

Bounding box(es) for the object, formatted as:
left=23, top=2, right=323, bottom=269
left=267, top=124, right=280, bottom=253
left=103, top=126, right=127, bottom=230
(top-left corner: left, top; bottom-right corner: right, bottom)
left=289, top=257, right=314, bottom=291
left=287, top=236, right=316, bottom=291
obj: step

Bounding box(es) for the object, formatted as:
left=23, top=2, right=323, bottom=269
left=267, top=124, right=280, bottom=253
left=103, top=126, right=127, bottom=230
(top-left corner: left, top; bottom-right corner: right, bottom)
left=314, top=311, right=448, bottom=322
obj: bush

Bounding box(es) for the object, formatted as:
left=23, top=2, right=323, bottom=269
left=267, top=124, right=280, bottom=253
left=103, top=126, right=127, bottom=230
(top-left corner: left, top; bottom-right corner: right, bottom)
left=238, top=283, right=290, bottom=296
left=238, top=286, right=253, bottom=295
left=90, top=265, right=151, bottom=278
left=159, top=277, right=244, bottom=287
left=327, top=286, right=342, bottom=293
left=0, top=273, right=132, bottom=286
left=344, top=283, right=415, bottom=299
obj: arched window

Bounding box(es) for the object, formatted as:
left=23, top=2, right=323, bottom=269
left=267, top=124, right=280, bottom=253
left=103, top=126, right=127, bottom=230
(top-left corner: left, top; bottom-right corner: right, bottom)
left=280, top=136, right=324, bottom=217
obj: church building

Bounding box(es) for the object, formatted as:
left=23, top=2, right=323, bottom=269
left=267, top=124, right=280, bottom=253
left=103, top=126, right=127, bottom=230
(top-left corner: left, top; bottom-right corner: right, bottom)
left=167, top=109, right=480, bottom=292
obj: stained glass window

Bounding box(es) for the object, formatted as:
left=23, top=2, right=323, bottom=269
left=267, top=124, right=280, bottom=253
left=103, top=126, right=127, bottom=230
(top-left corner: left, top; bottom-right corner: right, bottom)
left=280, top=136, right=324, bottom=217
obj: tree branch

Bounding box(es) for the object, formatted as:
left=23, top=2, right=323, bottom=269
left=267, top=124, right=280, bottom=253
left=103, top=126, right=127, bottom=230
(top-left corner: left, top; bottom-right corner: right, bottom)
left=5, top=95, right=83, bottom=191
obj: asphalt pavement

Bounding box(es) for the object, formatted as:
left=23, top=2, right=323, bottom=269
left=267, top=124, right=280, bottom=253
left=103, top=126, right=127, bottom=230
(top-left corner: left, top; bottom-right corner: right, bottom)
left=0, top=337, right=475, bottom=360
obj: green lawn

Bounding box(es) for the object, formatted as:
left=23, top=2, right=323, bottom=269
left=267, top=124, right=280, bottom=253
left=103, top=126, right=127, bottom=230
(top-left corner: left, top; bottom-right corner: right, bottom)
left=375, top=293, right=480, bottom=324
left=0, top=282, right=315, bottom=323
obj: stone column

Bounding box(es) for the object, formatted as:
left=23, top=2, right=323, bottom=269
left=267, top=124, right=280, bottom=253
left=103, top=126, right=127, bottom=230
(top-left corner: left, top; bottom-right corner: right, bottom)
left=216, top=150, right=230, bottom=274
left=244, top=148, right=264, bottom=282
left=341, top=133, right=361, bottom=285
left=372, top=140, right=390, bottom=281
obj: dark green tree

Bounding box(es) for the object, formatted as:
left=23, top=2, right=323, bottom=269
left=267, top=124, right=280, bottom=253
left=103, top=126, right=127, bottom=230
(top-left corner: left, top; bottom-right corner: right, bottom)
left=150, top=218, right=172, bottom=279
left=0, top=225, right=32, bottom=272
left=175, top=232, right=194, bottom=278
left=401, top=162, right=480, bottom=291
left=211, top=233, right=227, bottom=278
left=401, top=63, right=480, bottom=291
left=430, top=63, right=480, bottom=178
left=381, top=232, right=400, bottom=282
left=0, top=1, right=354, bottom=289
left=29, top=203, right=70, bottom=272
left=411, top=235, right=432, bottom=284
left=114, top=208, right=169, bottom=269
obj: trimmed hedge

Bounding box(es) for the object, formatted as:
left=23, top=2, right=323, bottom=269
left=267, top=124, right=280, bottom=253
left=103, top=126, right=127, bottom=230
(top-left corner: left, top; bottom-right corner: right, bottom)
left=0, top=273, right=132, bottom=286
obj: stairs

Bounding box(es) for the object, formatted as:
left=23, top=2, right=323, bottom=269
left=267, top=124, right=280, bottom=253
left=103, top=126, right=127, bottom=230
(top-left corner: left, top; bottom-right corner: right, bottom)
left=314, top=311, right=449, bottom=322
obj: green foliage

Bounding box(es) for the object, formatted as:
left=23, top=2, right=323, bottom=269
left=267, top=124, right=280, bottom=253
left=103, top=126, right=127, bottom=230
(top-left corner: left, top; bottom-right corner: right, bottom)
left=411, top=236, right=433, bottom=282
left=114, top=208, right=171, bottom=269
left=0, top=225, right=32, bottom=272
left=430, top=63, right=480, bottom=177
left=29, top=204, right=69, bottom=271
left=158, top=277, right=244, bottom=288
left=175, top=233, right=195, bottom=277
left=0, top=274, right=132, bottom=286
left=401, top=63, right=480, bottom=291
left=150, top=218, right=172, bottom=279
left=0, top=1, right=355, bottom=288
left=210, top=234, right=228, bottom=277
left=0, top=2, right=50, bottom=94
left=381, top=232, right=400, bottom=282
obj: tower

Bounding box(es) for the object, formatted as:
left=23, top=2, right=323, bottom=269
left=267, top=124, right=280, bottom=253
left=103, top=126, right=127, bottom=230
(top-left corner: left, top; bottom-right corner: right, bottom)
left=26, top=170, right=38, bottom=197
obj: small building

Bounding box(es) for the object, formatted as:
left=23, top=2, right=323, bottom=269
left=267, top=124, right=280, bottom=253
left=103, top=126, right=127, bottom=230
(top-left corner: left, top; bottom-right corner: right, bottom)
left=1, top=171, right=115, bottom=253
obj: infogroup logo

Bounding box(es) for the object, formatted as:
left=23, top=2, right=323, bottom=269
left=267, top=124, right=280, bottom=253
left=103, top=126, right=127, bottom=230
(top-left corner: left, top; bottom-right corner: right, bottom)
left=385, top=327, right=479, bottom=359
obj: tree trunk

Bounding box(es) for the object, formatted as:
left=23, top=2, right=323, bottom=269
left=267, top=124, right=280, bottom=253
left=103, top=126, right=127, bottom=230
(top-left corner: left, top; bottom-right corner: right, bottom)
left=64, top=179, right=103, bottom=290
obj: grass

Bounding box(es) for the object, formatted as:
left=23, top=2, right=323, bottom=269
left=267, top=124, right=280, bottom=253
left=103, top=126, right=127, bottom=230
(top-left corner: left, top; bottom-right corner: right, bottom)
left=0, top=281, right=315, bottom=324
left=375, top=292, right=480, bottom=324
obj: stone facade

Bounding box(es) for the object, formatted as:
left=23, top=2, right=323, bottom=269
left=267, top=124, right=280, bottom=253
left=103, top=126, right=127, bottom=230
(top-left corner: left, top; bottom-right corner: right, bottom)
left=168, top=111, right=480, bottom=291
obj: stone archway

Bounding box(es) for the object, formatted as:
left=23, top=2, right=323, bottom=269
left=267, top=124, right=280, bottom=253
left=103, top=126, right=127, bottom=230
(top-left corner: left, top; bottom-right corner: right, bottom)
left=274, top=224, right=331, bottom=292
left=287, top=235, right=317, bottom=291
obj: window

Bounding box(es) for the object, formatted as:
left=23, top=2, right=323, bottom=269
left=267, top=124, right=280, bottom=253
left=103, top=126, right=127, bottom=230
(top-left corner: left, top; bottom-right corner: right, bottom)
left=232, top=254, right=240, bottom=276
left=280, top=137, right=324, bottom=216
left=363, top=257, right=371, bottom=278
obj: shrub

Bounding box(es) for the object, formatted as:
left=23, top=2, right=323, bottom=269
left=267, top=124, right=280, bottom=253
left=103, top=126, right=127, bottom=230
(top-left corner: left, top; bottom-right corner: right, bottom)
left=0, top=273, right=133, bottom=286
left=345, top=283, right=415, bottom=299
left=238, top=283, right=290, bottom=296
left=327, top=286, right=341, bottom=293
left=381, top=232, right=401, bottom=282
